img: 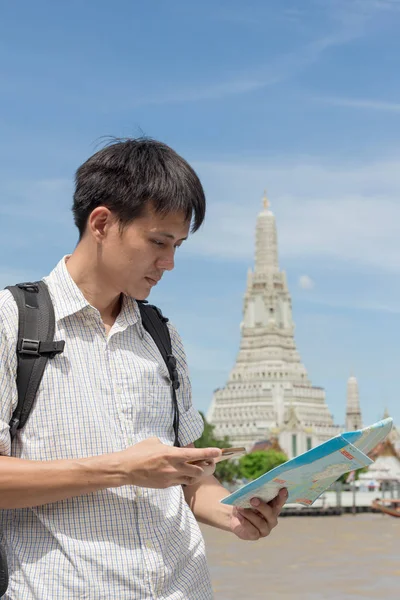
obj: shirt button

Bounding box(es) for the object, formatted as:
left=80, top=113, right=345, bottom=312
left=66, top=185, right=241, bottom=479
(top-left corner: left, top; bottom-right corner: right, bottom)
left=136, top=488, right=142, bottom=497
left=145, top=540, right=153, bottom=549
left=115, top=387, right=122, bottom=395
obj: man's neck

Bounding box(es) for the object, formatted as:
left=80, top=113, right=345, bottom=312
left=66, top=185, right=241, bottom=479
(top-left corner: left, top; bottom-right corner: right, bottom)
left=65, top=249, right=122, bottom=325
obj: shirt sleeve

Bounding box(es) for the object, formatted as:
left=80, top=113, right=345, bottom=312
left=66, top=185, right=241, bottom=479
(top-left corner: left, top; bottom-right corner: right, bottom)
left=167, top=321, right=204, bottom=447
left=0, top=319, right=18, bottom=457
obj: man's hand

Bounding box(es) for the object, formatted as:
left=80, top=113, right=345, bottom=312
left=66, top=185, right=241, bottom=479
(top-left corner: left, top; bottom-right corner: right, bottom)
left=115, top=438, right=221, bottom=489
left=229, top=488, right=288, bottom=541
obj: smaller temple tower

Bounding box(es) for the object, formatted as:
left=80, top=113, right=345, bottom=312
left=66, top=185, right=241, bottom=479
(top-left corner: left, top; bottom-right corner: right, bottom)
left=345, top=375, right=362, bottom=431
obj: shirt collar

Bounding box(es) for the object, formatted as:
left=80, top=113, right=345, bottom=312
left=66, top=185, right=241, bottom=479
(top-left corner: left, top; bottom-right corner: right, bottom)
left=43, top=256, right=90, bottom=322
left=116, top=294, right=143, bottom=337
left=43, top=256, right=143, bottom=336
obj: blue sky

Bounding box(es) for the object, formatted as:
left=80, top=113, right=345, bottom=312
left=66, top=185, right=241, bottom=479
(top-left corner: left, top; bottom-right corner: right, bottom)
left=1, top=0, right=400, bottom=429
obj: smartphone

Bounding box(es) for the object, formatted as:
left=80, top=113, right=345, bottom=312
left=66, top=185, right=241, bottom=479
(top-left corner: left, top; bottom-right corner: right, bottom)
left=189, top=447, right=246, bottom=466
left=214, top=447, right=246, bottom=463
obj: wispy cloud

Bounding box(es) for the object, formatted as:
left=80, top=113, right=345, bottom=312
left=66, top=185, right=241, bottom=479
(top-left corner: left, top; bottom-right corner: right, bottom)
left=350, top=0, right=400, bottom=12
left=128, top=77, right=276, bottom=107
left=298, top=275, right=315, bottom=290
left=300, top=295, right=400, bottom=314
left=324, top=0, right=400, bottom=19
left=189, top=156, right=400, bottom=272
left=124, top=1, right=379, bottom=109
left=316, top=96, right=400, bottom=113
left=127, top=31, right=356, bottom=108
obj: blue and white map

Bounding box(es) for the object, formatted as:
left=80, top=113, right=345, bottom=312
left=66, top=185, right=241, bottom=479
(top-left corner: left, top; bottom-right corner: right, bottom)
left=220, top=417, right=393, bottom=508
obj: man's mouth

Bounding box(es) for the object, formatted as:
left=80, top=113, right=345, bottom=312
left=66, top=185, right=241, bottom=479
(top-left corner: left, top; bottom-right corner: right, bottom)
left=145, top=276, right=160, bottom=286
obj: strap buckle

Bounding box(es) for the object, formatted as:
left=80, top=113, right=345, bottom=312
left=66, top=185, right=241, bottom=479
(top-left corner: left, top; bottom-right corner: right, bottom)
left=19, top=338, right=40, bottom=356
left=18, top=339, right=65, bottom=358
left=17, top=282, right=39, bottom=293
left=167, top=354, right=180, bottom=390
left=9, top=417, right=20, bottom=438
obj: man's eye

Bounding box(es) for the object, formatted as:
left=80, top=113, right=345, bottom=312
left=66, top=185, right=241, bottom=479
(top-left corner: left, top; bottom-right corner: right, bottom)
left=152, top=240, right=165, bottom=246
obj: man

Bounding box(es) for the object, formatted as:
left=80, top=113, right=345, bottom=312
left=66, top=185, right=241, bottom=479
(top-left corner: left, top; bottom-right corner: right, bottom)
left=0, top=138, right=287, bottom=599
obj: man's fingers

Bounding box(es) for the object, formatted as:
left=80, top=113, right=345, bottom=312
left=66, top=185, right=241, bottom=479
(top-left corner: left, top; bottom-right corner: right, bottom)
left=189, top=459, right=213, bottom=466
left=234, top=510, right=260, bottom=540
left=180, top=463, right=206, bottom=478
left=236, top=507, right=272, bottom=538
left=247, top=500, right=278, bottom=530
left=189, top=459, right=216, bottom=477
left=179, top=447, right=222, bottom=463
left=269, top=488, right=288, bottom=514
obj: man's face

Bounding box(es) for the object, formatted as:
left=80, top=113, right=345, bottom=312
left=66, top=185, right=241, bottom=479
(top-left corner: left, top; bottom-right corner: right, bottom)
left=98, top=204, right=190, bottom=300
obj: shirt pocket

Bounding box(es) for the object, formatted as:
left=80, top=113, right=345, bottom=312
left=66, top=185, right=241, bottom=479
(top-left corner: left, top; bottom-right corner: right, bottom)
left=143, top=380, right=175, bottom=443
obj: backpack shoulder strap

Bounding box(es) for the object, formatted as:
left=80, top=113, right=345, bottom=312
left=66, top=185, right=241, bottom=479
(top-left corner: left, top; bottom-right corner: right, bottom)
left=0, top=541, right=8, bottom=597
left=5, top=281, right=65, bottom=440
left=137, top=301, right=180, bottom=447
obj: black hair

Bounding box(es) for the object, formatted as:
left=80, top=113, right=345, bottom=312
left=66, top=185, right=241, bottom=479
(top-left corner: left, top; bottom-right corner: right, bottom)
left=72, top=137, right=206, bottom=239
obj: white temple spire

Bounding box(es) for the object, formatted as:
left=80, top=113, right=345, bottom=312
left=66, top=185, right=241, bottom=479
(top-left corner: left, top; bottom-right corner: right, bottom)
left=255, top=190, right=279, bottom=273
left=345, top=375, right=363, bottom=431
left=263, top=189, right=269, bottom=210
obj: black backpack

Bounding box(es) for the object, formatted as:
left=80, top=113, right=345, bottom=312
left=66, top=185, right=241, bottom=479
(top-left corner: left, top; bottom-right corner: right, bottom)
left=0, top=280, right=181, bottom=597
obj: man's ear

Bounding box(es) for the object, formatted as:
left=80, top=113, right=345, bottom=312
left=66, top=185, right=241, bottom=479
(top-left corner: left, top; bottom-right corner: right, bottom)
left=87, top=207, right=115, bottom=241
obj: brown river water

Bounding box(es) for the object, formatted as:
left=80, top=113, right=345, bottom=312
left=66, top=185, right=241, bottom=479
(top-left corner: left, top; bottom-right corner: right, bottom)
left=201, top=514, right=400, bottom=600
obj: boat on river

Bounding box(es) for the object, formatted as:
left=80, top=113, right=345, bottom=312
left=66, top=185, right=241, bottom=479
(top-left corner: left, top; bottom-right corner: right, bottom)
left=372, top=498, right=400, bottom=517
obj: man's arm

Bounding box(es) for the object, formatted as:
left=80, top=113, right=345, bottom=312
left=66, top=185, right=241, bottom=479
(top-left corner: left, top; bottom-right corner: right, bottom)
left=183, top=472, right=233, bottom=531
left=0, top=439, right=221, bottom=509
left=0, top=454, right=125, bottom=509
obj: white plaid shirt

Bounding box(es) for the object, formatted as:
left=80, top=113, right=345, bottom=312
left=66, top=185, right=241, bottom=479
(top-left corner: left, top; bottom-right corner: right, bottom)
left=0, top=257, right=212, bottom=600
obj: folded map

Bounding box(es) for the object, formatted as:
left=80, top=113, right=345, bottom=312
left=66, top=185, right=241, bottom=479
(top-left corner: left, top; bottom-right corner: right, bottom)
left=220, top=417, right=393, bottom=508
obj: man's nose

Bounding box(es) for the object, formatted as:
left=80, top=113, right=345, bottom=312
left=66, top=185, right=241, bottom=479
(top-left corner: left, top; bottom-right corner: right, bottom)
left=157, top=253, right=175, bottom=271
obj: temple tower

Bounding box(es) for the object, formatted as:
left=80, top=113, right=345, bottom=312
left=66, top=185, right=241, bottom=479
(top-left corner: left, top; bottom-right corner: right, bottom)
left=207, top=193, right=339, bottom=457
